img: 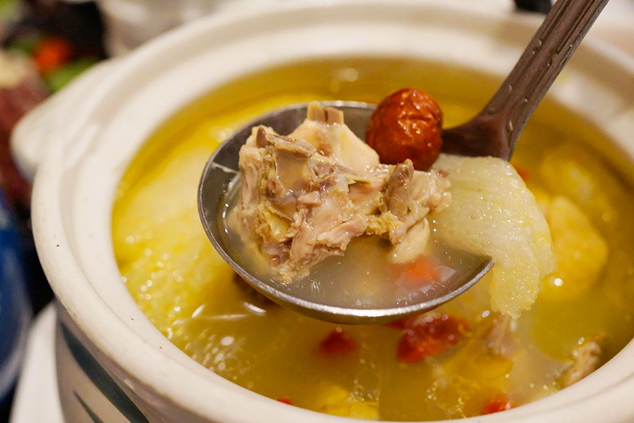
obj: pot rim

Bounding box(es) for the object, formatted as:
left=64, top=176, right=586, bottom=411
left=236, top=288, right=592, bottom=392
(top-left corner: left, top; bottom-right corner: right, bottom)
left=29, top=1, right=634, bottom=422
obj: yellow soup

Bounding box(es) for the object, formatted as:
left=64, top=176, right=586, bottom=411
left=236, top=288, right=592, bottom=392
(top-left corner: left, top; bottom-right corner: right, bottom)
left=112, top=58, right=634, bottom=421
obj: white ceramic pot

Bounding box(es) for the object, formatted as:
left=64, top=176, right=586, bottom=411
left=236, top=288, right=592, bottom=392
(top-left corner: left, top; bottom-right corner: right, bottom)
left=11, top=0, right=634, bottom=422
left=81, top=0, right=286, bottom=56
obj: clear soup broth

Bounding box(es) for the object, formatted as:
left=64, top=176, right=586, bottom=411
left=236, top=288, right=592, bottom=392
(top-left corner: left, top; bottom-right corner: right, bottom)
left=113, top=58, right=634, bottom=421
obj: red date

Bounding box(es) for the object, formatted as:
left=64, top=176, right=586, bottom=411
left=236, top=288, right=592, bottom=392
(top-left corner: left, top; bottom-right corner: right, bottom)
left=366, top=88, right=443, bottom=171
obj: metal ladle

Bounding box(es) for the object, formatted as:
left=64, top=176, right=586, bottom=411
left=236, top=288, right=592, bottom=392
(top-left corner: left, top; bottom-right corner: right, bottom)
left=199, top=0, right=609, bottom=324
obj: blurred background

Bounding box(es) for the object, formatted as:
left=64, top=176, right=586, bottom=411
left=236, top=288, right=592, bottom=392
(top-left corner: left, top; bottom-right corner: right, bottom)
left=0, top=0, right=632, bottom=421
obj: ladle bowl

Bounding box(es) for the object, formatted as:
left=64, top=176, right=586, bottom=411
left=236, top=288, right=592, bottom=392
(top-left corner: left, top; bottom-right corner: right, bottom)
left=198, top=101, right=494, bottom=324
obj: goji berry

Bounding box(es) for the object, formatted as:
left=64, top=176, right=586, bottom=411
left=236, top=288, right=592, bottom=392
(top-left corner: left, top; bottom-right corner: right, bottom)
left=320, top=328, right=356, bottom=356
left=397, top=314, right=467, bottom=362
left=481, top=394, right=513, bottom=415
left=366, top=88, right=443, bottom=171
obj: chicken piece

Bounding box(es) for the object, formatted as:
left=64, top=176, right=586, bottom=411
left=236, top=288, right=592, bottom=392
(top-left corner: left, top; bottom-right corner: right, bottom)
left=280, top=174, right=366, bottom=279
left=559, top=337, right=603, bottom=387
left=385, top=160, right=450, bottom=244
left=290, top=102, right=380, bottom=173
left=386, top=161, right=415, bottom=218
left=390, top=219, right=430, bottom=264
left=348, top=170, right=390, bottom=215
left=238, top=129, right=317, bottom=267
left=234, top=103, right=451, bottom=281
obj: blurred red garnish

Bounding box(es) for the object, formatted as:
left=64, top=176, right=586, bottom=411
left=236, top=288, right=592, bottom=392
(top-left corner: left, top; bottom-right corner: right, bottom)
left=320, top=328, right=356, bottom=356
left=397, top=314, right=468, bottom=362
left=481, top=394, right=513, bottom=415
left=33, top=37, right=73, bottom=75
left=277, top=397, right=293, bottom=405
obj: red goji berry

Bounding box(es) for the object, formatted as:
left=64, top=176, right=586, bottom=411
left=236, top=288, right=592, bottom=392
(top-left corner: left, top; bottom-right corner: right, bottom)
left=397, top=314, right=467, bottom=362
left=320, top=328, right=356, bottom=356
left=481, top=394, right=513, bottom=415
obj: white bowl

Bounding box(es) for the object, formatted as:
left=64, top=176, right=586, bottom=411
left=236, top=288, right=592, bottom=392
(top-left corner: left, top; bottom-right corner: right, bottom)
left=12, top=0, right=634, bottom=421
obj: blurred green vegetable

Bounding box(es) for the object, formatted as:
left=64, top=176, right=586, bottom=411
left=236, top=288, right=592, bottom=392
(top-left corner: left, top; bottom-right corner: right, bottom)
left=45, top=57, right=97, bottom=92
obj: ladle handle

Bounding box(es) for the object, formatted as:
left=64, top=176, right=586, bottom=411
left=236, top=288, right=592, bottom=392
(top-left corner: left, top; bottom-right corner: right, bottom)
left=483, top=0, right=610, bottom=157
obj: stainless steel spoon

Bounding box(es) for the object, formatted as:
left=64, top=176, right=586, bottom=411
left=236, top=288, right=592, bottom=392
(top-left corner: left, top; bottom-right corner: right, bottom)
left=199, top=0, right=609, bottom=324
